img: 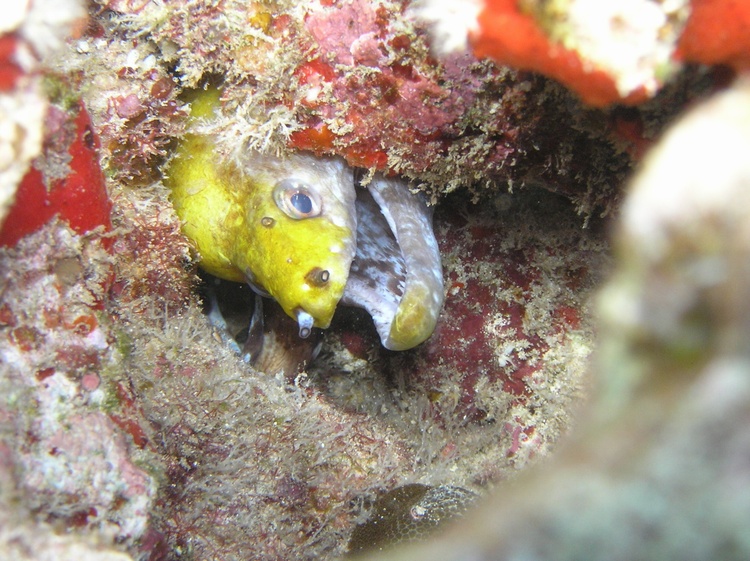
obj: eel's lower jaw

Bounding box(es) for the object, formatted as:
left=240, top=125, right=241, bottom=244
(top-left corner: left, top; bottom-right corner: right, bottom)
left=342, top=174, right=445, bottom=351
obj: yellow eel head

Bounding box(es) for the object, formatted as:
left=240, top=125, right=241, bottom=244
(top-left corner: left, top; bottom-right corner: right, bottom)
left=166, top=87, right=443, bottom=350
left=166, top=89, right=356, bottom=335
left=234, top=154, right=357, bottom=334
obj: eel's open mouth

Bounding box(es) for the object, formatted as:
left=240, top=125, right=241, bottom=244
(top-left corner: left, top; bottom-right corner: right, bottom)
left=342, top=174, right=444, bottom=351
left=202, top=170, right=444, bottom=374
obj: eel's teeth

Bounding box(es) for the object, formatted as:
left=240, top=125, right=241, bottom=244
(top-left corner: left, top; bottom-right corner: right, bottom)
left=296, top=309, right=314, bottom=339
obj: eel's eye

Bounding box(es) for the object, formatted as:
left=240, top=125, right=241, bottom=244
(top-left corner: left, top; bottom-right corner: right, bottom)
left=273, top=179, right=322, bottom=219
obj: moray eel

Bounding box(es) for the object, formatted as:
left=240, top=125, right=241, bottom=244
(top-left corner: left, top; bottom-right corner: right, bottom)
left=165, top=88, right=443, bottom=352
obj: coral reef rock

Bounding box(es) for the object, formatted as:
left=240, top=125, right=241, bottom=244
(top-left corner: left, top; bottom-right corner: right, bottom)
left=355, top=75, right=750, bottom=561
left=2, top=1, right=750, bottom=560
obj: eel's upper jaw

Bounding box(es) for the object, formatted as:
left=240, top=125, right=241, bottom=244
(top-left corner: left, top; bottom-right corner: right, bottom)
left=342, top=174, right=444, bottom=351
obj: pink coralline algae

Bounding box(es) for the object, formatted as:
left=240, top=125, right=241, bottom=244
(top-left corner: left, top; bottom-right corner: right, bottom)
left=297, top=0, right=473, bottom=168
left=20, top=411, right=153, bottom=537
left=0, top=224, right=156, bottom=547
left=291, top=0, right=475, bottom=168
left=431, top=195, right=600, bottom=426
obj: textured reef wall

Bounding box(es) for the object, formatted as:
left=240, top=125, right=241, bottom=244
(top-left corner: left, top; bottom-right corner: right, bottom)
left=1, top=1, right=750, bottom=560
left=357, top=74, right=750, bottom=561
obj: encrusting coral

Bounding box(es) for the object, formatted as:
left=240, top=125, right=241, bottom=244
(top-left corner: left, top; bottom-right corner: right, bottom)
left=2, top=0, right=750, bottom=560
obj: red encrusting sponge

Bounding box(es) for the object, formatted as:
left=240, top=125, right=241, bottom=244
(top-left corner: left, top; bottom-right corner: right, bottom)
left=0, top=104, right=111, bottom=247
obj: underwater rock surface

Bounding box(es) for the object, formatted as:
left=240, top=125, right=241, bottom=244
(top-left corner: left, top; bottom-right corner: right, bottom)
left=2, top=1, right=750, bottom=560
left=355, top=75, right=750, bottom=561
